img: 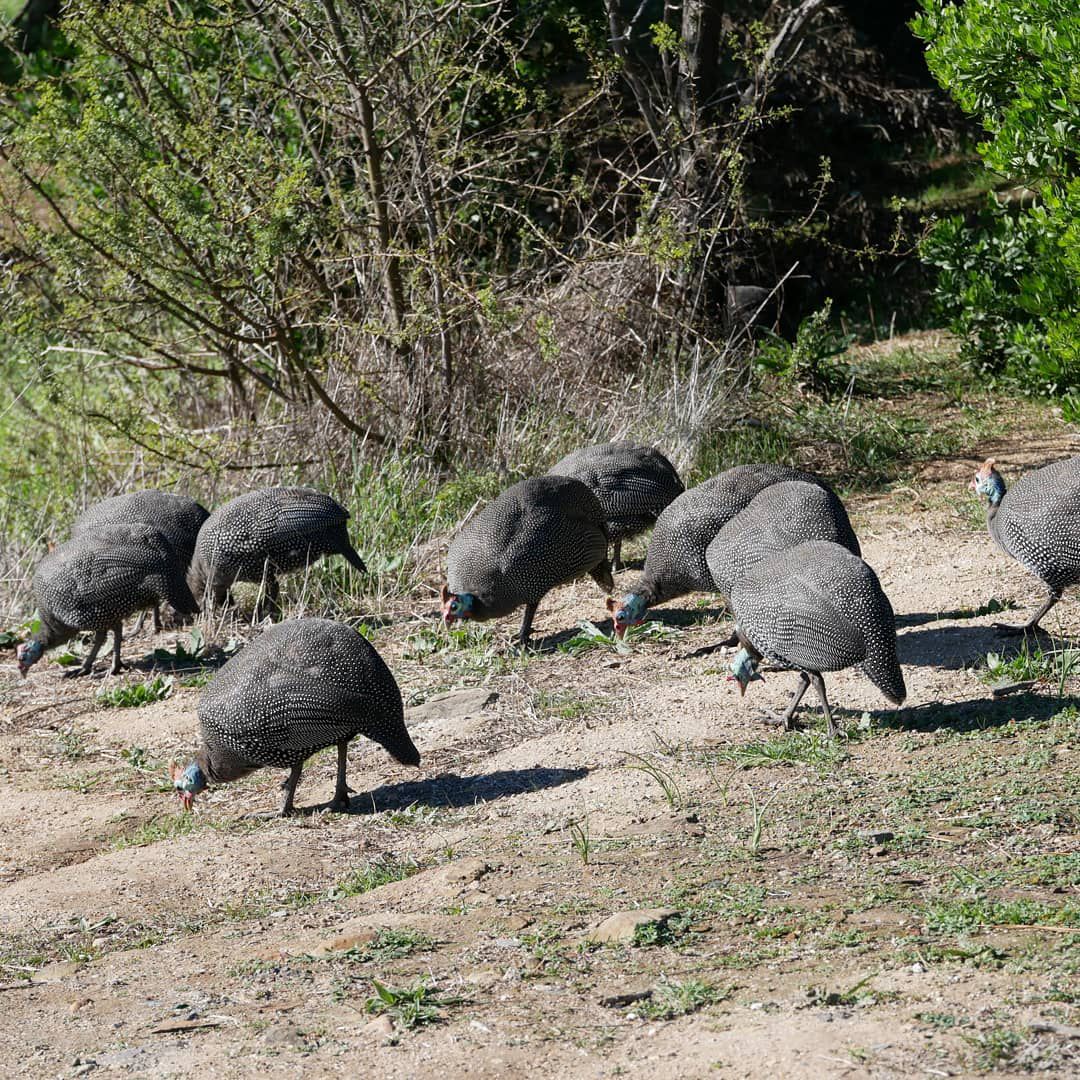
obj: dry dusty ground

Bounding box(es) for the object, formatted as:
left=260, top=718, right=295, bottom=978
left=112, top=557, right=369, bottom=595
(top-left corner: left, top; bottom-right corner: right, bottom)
left=1, top=429, right=1078, bottom=1079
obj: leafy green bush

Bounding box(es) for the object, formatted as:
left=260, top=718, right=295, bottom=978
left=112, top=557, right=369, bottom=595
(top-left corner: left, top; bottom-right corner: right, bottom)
left=914, top=1, right=1080, bottom=412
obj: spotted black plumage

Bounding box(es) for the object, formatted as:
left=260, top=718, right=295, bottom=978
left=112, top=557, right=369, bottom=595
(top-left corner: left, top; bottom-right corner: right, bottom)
left=608, top=464, right=834, bottom=634
left=972, top=457, right=1080, bottom=634
left=189, top=486, right=366, bottom=614
left=706, top=480, right=861, bottom=600
left=71, top=490, right=209, bottom=632
left=728, top=540, right=905, bottom=737
left=16, top=524, right=199, bottom=677
left=443, top=475, right=612, bottom=646
left=548, top=442, right=684, bottom=569
left=178, top=618, right=419, bottom=815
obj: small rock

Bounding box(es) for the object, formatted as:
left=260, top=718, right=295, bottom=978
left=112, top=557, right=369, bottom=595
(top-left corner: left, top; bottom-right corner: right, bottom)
left=433, top=857, right=490, bottom=888
left=407, top=688, right=498, bottom=724
left=857, top=829, right=895, bottom=844
left=364, top=1015, right=395, bottom=1042
left=587, top=908, right=680, bottom=945
left=910, top=962, right=926, bottom=974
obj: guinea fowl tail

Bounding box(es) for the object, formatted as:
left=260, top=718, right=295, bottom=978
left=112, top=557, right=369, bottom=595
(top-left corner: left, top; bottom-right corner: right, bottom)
left=382, top=725, right=421, bottom=767
left=864, top=645, right=906, bottom=706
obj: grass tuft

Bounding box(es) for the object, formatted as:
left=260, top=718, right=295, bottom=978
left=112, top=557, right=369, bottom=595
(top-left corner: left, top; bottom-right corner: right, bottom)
left=97, top=676, right=173, bottom=708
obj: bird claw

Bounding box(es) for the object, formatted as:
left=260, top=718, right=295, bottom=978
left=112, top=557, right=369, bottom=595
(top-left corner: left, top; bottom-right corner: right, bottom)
left=760, top=711, right=802, bottom=732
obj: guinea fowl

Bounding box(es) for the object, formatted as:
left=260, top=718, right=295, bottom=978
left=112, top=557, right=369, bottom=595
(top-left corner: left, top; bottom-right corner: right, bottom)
left=71, top=490, right=209, bottom=632
left=442, top=475, right=613, bottom=647
left=189, top=486, right=366, bottom=616
left=971, top=457, right=1080, bottom=634
left=607, top=463, right=834, bottom=636
left=171, top=619, right=419, bottom=816
left=548, top=442, right=684, bottom=570
left=706, top=480, right=861, bottom=600
left=727, top=540, right=905, bottom=737
left=16, top=524, right=199, bottom=678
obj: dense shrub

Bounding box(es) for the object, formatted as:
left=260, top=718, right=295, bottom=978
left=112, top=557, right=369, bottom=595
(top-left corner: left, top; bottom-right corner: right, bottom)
left=915, top=0, right=1080, bottom=411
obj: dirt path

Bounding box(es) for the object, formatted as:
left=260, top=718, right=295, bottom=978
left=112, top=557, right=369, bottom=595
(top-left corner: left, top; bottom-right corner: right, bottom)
left=1, top=432, right=1078, bottom=1078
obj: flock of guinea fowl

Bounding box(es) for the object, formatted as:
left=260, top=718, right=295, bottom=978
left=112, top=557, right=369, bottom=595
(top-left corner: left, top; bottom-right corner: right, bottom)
left=11, top=441, right=1071, bottom=816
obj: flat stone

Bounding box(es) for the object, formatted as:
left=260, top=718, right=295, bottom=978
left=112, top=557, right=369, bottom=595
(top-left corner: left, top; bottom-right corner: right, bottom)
left=262, top=1022, right=306, bottom=1049
left=308, top=928, right=380, bottom=957
left=35, top=961, right=83, bottom=982
left=857, top=829, right=895, bottom=844
left=587, top=908, right=680, bottom=945
left=433, top=857, right=490, bottom=888
left=407, top=689, right=498, bottom=724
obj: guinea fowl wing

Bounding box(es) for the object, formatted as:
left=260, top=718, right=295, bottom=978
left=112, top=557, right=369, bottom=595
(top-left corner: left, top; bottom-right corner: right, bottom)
left=735, top=574, right=867, bottom=674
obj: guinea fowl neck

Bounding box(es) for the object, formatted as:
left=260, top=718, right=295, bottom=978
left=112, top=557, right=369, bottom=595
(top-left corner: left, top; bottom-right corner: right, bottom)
left=200, top=745, right=256, bottom=784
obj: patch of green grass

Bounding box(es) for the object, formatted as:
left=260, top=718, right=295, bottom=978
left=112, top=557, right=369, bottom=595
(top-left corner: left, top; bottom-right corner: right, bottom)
left=983, top=639, right=1080, bottom=691
left=915, top=1011, right=969, bottom=1031
left=324, top=858, right=420, bottom=900
left=363, top=979, right=465, bottom=1030
left=97, top=675, right=173, bottom=708
left=636, top=979, right=728, bottom=1020
left=714, top=732, right=848, bottom=770
left=925, top=897, right=1080, bottom=933
left=964, top=1027, right=1024, bottom=1070
left=532, top=689, right=608, bottom=722
left=344, top=928, right=436, bottom=963
left=110, top=813, right=199, bottom=850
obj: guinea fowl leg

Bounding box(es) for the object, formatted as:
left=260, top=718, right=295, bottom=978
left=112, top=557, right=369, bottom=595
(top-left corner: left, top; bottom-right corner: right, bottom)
left=809, top=673, right=839, bottom=738
left=612, top=540, right=623, bottom=574
left=65, top=628, right=109, bottom=678
left=763, top=671, right=811, bottom=730
left=518, top=603, right=538, bottom=649
left=256, top=573, right=281, bottom=622
left=152, top=605, right=162, bottom=633
left=329, top=742, right=354, bottom=812
left=109, top=621, right=125, bottom=675
left=994, top=589, right=1061, bottom=636
left=279, top=763, right=304, bottom=816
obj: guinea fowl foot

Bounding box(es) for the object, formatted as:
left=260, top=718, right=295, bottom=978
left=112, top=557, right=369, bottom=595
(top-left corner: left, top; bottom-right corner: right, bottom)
left=760, top=711, right=804, bottom=732
left=62, top=666, right=95, bottom=680
left=993, top=620, right=1049, bottom=637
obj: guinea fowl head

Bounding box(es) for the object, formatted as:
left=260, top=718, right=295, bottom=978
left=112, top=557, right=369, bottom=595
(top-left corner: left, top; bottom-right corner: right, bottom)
left=970, top=459, right=1006, bottom=505
left=440, top=584, right=474, bottom=626
left=170, top=760, right=207, bottom=811
left=728, top=648, right=763, bottom=697
left=15, top=639, right=44, bottom=677
left=606, top=592, right=648, bottom=638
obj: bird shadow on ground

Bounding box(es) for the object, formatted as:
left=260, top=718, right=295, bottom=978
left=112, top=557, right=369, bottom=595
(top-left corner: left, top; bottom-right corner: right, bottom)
left=898, top=623, right=1080, bottom=670
left=338, top=766, right=591, bottom=815
left=877, top=692, right=1074, bottom=734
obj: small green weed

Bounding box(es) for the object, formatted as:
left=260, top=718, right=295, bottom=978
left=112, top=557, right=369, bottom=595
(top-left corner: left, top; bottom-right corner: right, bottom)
left=637, top=979, right=727, bottom=1020
left=622, top=752, right=683, bottom=811
left=150, top=629, right=205, bottom=664
left=54, top=726, right=91, bottom=761
left=568, top=816, right=592, bottom=865
left=97, top=676, right=173, bottom=708
left=384, top=803, right=442, bottom=829
left=364, top=979, right=465, bottom=1029
left=557, top=619, right=681, bottom=657
left=631, top=914, right=689, bottom=948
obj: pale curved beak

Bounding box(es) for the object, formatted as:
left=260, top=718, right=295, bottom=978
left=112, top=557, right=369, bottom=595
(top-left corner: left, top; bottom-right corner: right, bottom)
left=176, top=790, right=194, bottom=812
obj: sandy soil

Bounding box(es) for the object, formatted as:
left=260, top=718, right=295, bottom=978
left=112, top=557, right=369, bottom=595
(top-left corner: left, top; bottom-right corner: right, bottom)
left=1, top=433, right=1078, bottom=1079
